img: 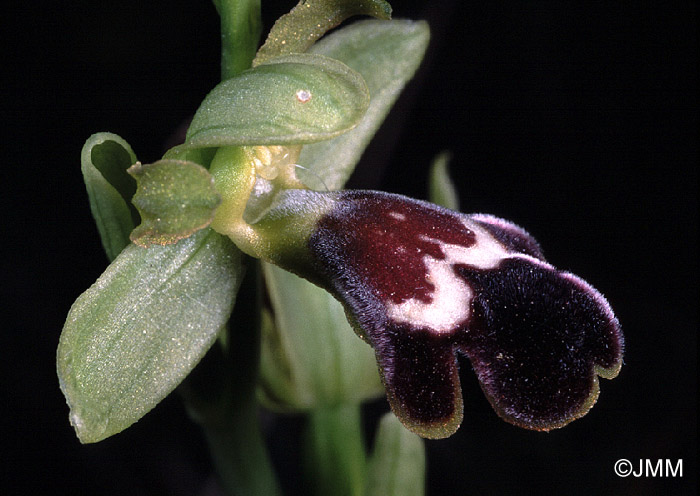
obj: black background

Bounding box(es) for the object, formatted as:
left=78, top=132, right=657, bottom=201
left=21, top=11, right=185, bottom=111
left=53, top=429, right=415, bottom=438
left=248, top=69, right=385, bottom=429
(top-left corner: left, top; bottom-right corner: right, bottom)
left=2, top=1, right=696, bottom=494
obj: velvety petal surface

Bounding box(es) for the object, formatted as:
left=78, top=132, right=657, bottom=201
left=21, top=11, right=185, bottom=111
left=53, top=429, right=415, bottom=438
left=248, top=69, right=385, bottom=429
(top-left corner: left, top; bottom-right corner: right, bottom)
left=458, top=258, right=623, bottom=430
left=304, top=190, right=623, bottom=438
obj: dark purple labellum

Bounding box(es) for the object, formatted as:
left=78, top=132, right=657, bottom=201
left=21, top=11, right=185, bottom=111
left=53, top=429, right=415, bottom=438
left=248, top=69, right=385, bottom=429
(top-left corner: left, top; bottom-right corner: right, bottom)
left=308, top=190, right=623, bottom=438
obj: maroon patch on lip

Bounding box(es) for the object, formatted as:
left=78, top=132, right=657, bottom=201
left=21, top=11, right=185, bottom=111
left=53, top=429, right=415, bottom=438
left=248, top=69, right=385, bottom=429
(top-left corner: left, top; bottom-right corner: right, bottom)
left=310, top=190, right=477, bottom=306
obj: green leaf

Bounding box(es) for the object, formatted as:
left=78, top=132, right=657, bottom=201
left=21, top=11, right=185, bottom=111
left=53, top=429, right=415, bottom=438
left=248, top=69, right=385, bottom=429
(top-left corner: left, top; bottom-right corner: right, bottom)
left=128, top=160, right=221, bottom=246
left=259, top=263, right=383, bottom=410
left=428, top=151, right=459, bottom=210
left=180, top=54, right=369, bottom=150
left=253, top=0, right=391, bottom=66
left=57, top=229, right=242, bottom=443
left=365, top=413, right=426, bottom=496
left=297, top=19, right=430, bottom=190
left=81, top=132, right=139, bottom=260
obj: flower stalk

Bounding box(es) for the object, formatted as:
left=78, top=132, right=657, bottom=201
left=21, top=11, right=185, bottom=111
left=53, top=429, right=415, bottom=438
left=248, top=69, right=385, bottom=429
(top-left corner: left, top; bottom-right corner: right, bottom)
left=179, top=263, right=281, bottom=496
left=303, top=404, right=367, bottom=496
left=214, top=0, right=262, bottom=79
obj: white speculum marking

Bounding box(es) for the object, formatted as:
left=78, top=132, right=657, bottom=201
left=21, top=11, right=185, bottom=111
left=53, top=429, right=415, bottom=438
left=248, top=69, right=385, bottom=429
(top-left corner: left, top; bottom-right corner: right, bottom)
left=386, top=220, right=511, bottom=334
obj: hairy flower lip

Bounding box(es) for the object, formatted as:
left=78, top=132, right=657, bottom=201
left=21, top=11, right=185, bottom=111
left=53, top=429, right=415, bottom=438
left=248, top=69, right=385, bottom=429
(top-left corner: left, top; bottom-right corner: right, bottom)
left=299, top=190, right=624, bottom=438
left=457, top=257, right=623, bottom=432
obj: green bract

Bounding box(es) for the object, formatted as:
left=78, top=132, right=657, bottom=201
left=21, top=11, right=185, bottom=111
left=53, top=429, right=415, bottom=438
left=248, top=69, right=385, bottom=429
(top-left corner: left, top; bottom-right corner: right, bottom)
left=253, top=0, right=391, bottom=66
left=57, top=230, right=242, bottom=443
left=298, top=20, right=430, bottom=190
left=128, top=160, right=221, bottom=246
left=365, top=414, right=426, bottom=496
left=428, top=151, right=459, bottom=210
left=181, top=53, right=370, bottom=149
left=260, top=264, right=382, bottom=410
left=80, top=132, right=138, bottom=260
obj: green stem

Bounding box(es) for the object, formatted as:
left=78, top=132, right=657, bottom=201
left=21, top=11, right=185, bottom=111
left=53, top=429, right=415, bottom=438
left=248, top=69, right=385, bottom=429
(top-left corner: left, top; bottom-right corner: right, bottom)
left=304, top=403, right=367, bottom=496
left=180, top=260, right=281, bottom=496
left=203, top=397, right=279, bottom=496
left=214, top=0, right=262, bottom=79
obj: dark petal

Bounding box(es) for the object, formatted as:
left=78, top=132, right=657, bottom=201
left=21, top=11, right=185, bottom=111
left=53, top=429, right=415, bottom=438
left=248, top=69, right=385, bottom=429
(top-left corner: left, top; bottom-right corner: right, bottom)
left=373, top=324, right=463, bottom=439
left=457, top=258, right=623, bottom=430
left=470, top=213, right=545, bottom=260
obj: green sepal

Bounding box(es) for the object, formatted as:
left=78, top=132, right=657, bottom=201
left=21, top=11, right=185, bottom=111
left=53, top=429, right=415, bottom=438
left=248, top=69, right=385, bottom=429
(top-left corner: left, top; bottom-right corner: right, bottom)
left=57, top=229, right=242, bottom=443
left=253, top=0, right=391, bottom=66
left=259, top=263, right=383, bottom=410
left=428, top=151, right=459, bottom=210
left=128, top=160, right=221, bottom=246
left=365, top=413, right=426, bottom=496
left=298, top=20, right=430, bottom=190
left=179, top=54, right=369, bottom=150
left=80, top=132, right=139, bottom=260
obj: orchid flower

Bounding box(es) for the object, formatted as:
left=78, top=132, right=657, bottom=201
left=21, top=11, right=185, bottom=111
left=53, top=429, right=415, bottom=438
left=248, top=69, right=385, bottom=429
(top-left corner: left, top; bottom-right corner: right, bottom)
left=213, top=179, right=624, bottom=439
